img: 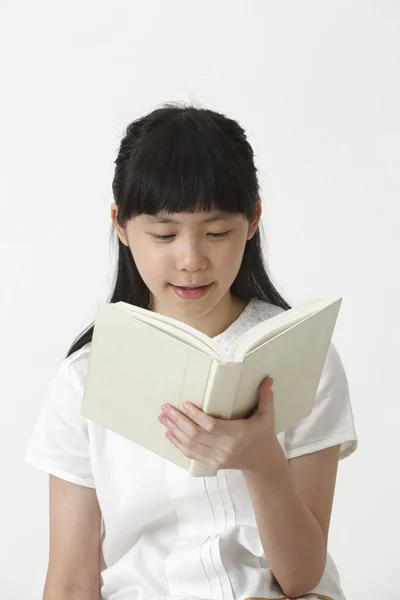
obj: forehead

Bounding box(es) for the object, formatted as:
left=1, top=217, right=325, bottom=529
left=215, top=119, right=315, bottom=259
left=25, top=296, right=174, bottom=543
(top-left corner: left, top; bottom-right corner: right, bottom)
left=140, top=210, right=238, bottom=225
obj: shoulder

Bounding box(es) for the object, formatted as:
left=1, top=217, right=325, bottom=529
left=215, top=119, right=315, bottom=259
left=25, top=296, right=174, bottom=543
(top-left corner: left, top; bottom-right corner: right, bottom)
left=51, top=343, right=92, bottom=396
left=25, top=342, right=96, bottom=488
left=62, top=342, right=92, bottom=372
left=64, top=342, right=92, bottom=369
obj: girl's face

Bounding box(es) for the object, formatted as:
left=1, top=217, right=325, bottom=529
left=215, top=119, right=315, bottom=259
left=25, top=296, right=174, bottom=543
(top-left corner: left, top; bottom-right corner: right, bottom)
left=111, top=203, right=261, bottom=336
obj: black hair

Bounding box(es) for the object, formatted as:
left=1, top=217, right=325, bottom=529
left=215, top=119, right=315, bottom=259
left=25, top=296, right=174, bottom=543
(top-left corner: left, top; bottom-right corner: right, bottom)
left=66, top=102, right=291, bottom=358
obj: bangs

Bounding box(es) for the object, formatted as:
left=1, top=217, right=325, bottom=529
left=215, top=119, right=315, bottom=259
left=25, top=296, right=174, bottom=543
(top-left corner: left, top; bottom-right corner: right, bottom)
left=119, top=111, right=256, bottom=219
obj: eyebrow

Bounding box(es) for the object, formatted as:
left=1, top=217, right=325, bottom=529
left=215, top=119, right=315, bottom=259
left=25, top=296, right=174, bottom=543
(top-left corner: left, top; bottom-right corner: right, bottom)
left=143, top=211, right=235, bottom=224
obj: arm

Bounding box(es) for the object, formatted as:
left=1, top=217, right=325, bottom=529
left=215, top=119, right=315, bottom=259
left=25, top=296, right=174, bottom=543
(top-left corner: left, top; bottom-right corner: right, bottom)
left=43, top=475, right=102, bottom=600
left=158, top=378, right=341, bottom=598
left=243, top=441, right=340, bottom=599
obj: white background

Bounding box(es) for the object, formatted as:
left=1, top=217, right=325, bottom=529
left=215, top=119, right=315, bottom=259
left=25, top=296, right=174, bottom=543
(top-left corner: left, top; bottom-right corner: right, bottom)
left=1, top=1, right=399, bottom=599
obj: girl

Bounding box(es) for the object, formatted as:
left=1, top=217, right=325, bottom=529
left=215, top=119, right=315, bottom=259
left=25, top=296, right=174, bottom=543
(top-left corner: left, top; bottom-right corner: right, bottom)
left=25, top=103, right=357, bottom=600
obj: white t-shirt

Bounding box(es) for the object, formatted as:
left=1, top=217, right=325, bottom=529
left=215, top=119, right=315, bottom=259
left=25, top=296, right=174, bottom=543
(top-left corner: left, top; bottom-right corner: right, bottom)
left=25, top=298, right=358, bottom=600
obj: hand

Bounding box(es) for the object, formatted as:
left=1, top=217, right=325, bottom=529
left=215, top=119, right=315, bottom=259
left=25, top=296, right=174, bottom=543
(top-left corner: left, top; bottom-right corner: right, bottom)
left=158, top=377, right=279, bottom=473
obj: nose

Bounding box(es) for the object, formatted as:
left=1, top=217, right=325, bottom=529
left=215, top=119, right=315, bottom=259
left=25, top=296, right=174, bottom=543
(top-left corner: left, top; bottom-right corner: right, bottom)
left=176, top=239, right=208, bottom=272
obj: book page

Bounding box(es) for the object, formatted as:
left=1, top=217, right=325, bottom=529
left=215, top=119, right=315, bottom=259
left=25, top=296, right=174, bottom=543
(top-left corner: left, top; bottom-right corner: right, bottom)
left=232, top=298, right=341, bottom=431
left=231, top=298, right=341, bottom=361
left=81, top=302, right=215, bottom=462
left=116, top=302, right=226, bottom=359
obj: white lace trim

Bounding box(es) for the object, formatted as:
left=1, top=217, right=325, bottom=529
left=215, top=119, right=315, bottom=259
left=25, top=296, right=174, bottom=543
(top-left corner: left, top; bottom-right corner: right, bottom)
left=213, top=299, right=286, bottom=355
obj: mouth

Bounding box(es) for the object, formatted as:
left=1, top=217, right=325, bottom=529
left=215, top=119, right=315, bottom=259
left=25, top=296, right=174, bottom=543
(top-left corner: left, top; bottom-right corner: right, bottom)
left=174, top=284, right=211, bottom=289
left=170, top=282, right=213, bottom=300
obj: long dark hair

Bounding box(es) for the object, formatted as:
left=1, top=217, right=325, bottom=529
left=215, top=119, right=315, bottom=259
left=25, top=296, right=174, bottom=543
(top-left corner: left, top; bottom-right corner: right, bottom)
left=66, top=102, right=291, bottom=358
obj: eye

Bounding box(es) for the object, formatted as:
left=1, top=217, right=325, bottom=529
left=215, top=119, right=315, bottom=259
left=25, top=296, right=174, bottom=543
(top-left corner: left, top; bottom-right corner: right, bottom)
left=207, top=231, right=231, bottom=238
left=150, top=233, right=175, bottom=240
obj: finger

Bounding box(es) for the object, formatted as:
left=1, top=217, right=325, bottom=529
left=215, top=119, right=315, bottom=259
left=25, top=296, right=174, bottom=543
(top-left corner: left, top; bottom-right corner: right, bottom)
left=243, top=379, right=274, bottom=421
left=165, top=430, right=218, bottom=469
left=160, top=413, right=216, bottom=458
left=182, top=402, right=236, bottom=436
left=259, top=376, right=274, bottom=395
left=160, top=405, right=216, bottom=449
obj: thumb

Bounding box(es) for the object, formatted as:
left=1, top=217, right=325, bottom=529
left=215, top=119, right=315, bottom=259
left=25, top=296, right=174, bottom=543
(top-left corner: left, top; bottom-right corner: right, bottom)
left=256, top=377, right=274, bottom=414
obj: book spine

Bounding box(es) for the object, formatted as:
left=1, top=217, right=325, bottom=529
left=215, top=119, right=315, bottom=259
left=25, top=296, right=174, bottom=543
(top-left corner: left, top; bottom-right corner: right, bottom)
left=203, top=361, right=244, bottom=418
left=189, top=361, right=243, bottom=477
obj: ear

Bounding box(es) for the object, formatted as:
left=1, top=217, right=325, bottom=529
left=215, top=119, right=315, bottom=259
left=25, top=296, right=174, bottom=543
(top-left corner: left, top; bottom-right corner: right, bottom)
left=111, top=203, right=129, bottom=246
left=247, top=200, right=262, bottom=241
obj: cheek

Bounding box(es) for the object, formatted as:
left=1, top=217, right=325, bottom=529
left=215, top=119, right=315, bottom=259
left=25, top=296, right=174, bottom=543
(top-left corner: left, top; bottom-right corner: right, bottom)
left=218, top=237, right=246, bottom=269
left=130, top=243, right=169, bottom=283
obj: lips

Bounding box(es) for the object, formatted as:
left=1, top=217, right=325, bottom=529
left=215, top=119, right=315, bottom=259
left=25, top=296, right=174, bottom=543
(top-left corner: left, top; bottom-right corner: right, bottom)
left=170, top=283, right=213, bottom=300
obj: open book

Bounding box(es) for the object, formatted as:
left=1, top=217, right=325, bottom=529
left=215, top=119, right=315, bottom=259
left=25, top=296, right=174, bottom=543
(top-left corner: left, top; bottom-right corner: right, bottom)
left=81, top=297, right=342, bottom=477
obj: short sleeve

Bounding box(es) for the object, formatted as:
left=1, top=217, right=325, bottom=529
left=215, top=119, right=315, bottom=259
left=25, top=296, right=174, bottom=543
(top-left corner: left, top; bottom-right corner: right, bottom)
left=24, top=348, right=95, bottom=488
left=281, top=342, right=358, bottom=461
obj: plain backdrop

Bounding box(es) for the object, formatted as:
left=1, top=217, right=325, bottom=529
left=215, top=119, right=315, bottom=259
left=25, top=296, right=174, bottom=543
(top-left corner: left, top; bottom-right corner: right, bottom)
left=1, top=1, right=399, bottom=599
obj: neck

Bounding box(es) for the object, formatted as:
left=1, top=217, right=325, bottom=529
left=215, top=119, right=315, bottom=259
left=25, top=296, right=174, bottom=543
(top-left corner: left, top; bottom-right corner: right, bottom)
left=204, top=294, right=247, bottom=338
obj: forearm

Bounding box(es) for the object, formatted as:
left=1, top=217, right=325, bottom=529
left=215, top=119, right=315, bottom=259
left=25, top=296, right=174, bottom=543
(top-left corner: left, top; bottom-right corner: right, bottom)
left=43, top=577, right=100, bottom=600
left=243, top=440, right=326, bottom=598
